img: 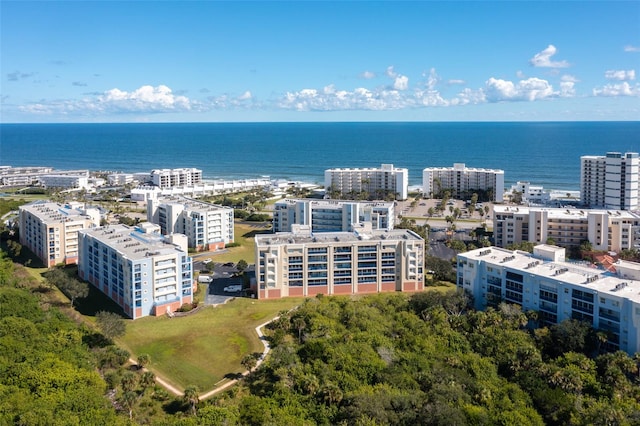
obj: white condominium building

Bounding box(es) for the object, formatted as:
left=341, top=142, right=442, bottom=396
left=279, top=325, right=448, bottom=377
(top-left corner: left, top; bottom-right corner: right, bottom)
left=0, top=166, right=54, bottom=186
left=457, top=244, right=640, bottom=355
left=147, top=196, right=234, bottom=251
left=255, top=224, right=424, bottom=299
left=273, top=198, right=395, bottom=233
left=581, top=152, right=639, bottom=210
left=493, top=205, right=640, bottom=252
left=19, top=201, right=101, bottom=267
left=78, top=223, right=193, bottom=319
left=422, top=163, right=504, bottom=203
left=324, top=164, right=409, bottom=201
left=151, top=168, right=203, bottom=189
left=39, top=174, right=90, bottom=190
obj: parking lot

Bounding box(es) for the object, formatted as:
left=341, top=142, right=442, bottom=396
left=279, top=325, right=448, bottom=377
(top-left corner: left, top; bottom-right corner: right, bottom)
left=192, top=261, right=252, bottom=305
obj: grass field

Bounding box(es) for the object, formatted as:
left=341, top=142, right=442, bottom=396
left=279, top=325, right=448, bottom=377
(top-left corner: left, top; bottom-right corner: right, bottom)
left=192, top=220, right=271, bottom=264
left=118, top=297, right=303, bottom=391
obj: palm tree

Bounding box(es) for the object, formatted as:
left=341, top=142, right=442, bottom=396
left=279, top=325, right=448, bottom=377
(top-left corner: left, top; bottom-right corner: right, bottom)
left=120, top=390, right=137, bottom=420
left=183, top=385, right=199, bottom=416
left=137, top=353, right=150, bottom=370
left=139, top=371, right=156, bottom=394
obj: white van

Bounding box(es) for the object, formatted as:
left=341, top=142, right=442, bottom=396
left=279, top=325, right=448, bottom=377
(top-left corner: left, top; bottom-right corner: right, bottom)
left=198, top=275, right=213, bottom=283
left=223, top=285, right=242, bottom=293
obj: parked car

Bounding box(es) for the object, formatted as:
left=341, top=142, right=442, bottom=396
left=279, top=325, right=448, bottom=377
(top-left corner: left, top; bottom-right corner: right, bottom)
left=198, top=275, right=213, bottom=283
left=202, top=258, right=212, bottom=264
left=223, top=285, right=242, bottom=293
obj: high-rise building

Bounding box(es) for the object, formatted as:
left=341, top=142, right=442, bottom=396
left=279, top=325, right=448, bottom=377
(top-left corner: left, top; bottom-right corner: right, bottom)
left=422, top=163, right=504, bottom=202
left=77, top=223, right=193, bottom=319
left=19, top=201, right=100, bottom=267
left=457, top=244, right=640, bottom=355
left=324, top=164, right=408, bottom=201
left=255, top=225, right=424, bottom=299
left=581, top=152, right=639, bottom=210
left=147, top=196, right=234, bottom=251
left=273, top=198, right=395, bottom=233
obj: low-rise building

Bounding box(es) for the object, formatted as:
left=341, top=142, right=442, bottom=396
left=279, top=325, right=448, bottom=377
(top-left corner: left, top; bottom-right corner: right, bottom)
left=273, top=198, right=395, bottom=233
left=0, top=165, right=54, bottom=186
left=77, top=223, right=193, bottom=319
left=255, top=224, right=424, bottom=299
left=147, top=196, right=234, bottom=251
left=457, top=245, right=640, bottom=355
left=19, top=201, right=100, bottom=267
left=493, top=205, right=640, bottom=252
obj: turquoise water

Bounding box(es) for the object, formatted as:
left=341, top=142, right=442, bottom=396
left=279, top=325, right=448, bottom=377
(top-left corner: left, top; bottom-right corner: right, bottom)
left=1, top=121, right=638, bottom=190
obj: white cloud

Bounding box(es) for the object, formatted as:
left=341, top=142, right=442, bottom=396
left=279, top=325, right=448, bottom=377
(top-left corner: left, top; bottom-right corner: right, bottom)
left=361, top=71, right=376, bottom=79
left=593, top=81, right=640, bottom=97
left=385, top=66, right=397, bottom=78
left=238, top=91, right=253, bottom=100
left=529, top=45, right=570, bottom=68
left=425, top=68, right=439, bottom=91
left=624, top=45, right=640, bottom=52
left=484, top=77, right=556, bottom=102
left=605, top=69, right=636, bottom=81
left=447, top=79, right=465, bottom=85
left=393, top=75, right=409, bottom=91
left=516, top=70, right=526, bottom=79
left=99, top=85, right=191, bottom=112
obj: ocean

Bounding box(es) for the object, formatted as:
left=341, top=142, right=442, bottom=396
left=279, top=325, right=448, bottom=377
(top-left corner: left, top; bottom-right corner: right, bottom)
left=1, top=121, right=638, bottom=191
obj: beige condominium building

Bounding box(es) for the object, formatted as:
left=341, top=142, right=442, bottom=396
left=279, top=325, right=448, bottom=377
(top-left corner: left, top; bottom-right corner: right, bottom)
left=19, top=201, right=101, bottom=267
left=255, top=224, right=424, bottom=299
left=324, top=164, right=409, bottom=201
left=493, top=205, right=640, bottom=252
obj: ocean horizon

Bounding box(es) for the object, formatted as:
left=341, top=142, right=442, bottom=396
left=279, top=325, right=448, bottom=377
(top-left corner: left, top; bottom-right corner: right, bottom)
left=2, top=121, right=639, bottom=192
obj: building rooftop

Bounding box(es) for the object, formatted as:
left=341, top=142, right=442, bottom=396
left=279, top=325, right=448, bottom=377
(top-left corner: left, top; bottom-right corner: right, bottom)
left=81, top=224, right=186, bottom=259
left=464, top=246, right=640, bottom=303
left=493, top=205, right=640, bottom=220
left=157, top=195, right=231, bottom=212
left=20, top=201, right=95, bottom=223
left=256, top=228, right=423, bottom=246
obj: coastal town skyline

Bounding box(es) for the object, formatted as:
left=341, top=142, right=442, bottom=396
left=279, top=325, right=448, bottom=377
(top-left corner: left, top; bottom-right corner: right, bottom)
left=2, top=1, right=639, bottom=123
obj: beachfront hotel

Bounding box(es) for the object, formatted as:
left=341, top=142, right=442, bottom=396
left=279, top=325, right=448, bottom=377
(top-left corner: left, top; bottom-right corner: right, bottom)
left=19, top=201, right=101, bottom=267
left=273, top=198, right=395, bottom=233
left=422, top=163, right=504, bottom=203
left=254, top=224, right=424, bottom=299
left=77, top=223, right=193, bottom=319
left=581, top=152, right=639, bottom=211
left=493, top=205, right=640, bottom=252
left=457, top=244, right=640, bottom=355
left=151, top=168, right=203, bottom=189
left=324, top=164, right=409, bottom=201
left=147, top=196, right=234, bottom=251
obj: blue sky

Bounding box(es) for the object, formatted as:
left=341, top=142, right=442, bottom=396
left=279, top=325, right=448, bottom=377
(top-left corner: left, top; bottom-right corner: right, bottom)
left=1, top=1, right=639, bottom=123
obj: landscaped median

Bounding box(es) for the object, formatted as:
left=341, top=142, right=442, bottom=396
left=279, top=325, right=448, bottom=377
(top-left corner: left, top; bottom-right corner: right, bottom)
left=117, top=297, right=303, bottom=392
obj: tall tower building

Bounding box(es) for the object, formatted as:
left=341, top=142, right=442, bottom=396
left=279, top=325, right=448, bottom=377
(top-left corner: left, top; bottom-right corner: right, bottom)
left=581, top=152, right=639, bottom=210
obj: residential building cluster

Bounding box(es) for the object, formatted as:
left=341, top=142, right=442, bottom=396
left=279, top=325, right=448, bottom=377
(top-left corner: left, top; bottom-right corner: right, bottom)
left=78, top=223, right=193, bottom=319
left=457, top=244, right=640, bottom=355
left=255, top=224, right=424, bottom=299
left=493, top=206, right=640, bottom=252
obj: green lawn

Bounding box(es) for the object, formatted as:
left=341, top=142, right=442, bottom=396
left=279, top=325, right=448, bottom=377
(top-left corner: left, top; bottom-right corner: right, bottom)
left=193, top=220, right=271, bottom=264
left=118, top=297, right=302, bottom=391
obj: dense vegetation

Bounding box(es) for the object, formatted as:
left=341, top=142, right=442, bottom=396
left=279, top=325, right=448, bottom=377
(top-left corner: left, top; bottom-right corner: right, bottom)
left=206, top=293, right=639, bottom=425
